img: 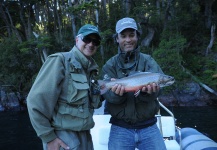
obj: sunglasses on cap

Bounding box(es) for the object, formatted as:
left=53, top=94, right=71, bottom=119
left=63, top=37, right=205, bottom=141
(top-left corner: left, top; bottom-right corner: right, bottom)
left=78, top=35, right=101, bottom=46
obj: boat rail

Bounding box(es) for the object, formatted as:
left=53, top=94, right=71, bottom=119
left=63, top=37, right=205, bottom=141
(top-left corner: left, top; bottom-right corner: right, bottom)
left=155, top=99, right=181, bottom=150
left=156, top=99, right=182, bottom=150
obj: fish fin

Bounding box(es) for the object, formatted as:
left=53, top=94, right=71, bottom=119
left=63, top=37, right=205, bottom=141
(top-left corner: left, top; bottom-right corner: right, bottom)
left=134, top=90, right=141, bottom=97
left=98, top=80, right=109, bottom=95
left=128, top=71, right=141, bottom=76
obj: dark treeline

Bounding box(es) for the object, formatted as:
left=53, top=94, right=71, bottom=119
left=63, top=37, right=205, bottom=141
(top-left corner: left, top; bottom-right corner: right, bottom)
left=0, top=0, right=217, bottom=96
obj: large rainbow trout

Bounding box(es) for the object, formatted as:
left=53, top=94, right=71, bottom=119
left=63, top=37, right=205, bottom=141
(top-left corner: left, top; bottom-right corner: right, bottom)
left=98, top=72, right=175, bottom=95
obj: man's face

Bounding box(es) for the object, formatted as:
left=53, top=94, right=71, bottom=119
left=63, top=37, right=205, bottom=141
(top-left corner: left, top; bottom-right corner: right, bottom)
left=116, top=29, right=138, bottom=52
left=76, top=34, right=100, bottom=57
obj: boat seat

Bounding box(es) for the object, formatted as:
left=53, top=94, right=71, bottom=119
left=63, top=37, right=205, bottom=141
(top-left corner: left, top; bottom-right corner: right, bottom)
left=156, top=116, right=176, bottom=138
left=164, top=140, right=180, bottom=150
left=91, top=115, right=111, bottom=150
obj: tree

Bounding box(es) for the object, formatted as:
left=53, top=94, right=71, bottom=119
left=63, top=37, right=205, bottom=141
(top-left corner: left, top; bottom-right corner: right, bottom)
left=0, top=0, right=216, bottom=94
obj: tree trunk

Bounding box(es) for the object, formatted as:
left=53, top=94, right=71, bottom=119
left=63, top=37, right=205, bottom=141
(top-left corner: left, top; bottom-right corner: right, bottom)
left=123, top=0, right=131, bottom=15
left=156, top=0, right=160, bottom=15
left=205, top=24, right=216, bottom=56
left=95, top=4, right=99, bottom=27
left=55, top=0, right=63, bottom=43
left=0, top=3, right=12, bottom=36
left=163, top=0, right=173, bottom=30
left=141, top=27, right=155, bottom=47
left=34, top=2, right=40, bottom=24
left=45, top=0, right=53, bottom=35
left=19, top=1, right=34, bottom=41
left=68, top=0, right=77, bottom=40
left=204, top=0, right=214, bottom=29
left=41, top=48, right=48, bottom=63
left=5, top=3, right=22, bottom=43
left=101, top=0, right=107, bottom=20
left=138, top=15, right=154, bottom=47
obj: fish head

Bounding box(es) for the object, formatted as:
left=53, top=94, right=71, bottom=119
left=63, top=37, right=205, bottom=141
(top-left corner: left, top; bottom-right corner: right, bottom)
left=159, top=75, right=175, bottom=87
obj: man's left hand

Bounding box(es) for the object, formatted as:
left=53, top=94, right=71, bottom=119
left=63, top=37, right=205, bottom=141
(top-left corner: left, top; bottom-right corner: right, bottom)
left=141, top=83, right=159, bottom=94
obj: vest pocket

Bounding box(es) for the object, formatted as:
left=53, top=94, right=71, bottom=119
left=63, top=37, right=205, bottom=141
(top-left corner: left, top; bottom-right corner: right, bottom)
left=68, top=73, right=89, bottom=104
left=53, top=103, right=93, bottom=130
left=58, top=102, right=88, bottom=118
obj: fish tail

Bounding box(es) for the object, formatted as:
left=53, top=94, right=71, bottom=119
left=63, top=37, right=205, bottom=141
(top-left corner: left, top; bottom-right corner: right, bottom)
left=97, top=80, right=109, bottom=95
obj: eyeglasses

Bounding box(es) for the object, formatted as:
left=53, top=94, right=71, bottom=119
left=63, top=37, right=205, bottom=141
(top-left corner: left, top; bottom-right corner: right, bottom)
left=79, top=35, right=101, bottom=46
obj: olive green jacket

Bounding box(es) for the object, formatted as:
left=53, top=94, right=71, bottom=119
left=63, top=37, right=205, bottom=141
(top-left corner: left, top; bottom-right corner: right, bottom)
left=102, top=46, right=163, bottom=123
left=27, top=46, right=102, bottom=143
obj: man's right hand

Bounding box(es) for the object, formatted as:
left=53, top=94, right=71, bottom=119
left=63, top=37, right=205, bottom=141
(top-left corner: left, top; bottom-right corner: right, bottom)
left=47, top=138, right=70, bottom=150
left=110, top=78, right=125, bottom=96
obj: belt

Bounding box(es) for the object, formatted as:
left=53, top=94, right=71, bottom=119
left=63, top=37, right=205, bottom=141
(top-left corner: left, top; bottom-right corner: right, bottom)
left=110, top=117, right=157, bottom=129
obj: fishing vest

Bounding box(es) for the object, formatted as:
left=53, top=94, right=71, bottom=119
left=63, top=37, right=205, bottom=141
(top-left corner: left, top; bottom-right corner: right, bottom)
left=51, top=50, right=102, bottom=131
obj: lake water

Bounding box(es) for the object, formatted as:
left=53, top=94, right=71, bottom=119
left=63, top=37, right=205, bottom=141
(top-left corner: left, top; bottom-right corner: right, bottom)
left=0, top=106, right=217, bottom=150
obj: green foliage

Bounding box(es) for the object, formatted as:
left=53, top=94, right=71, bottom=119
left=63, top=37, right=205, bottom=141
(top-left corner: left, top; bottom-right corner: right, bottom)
left=67, top=1, right=98, bottom=14
left=36, top=36, right=53, bottom=49
left=203, top=69, right=217, bottom=87
left=0, top=36, right=37, bottom=91
left=181, top=35, right=217, bottom=90
left=153, top=31, right=188, bottom=82
left=1, top=0, right=217, bottom=94
left=185, top=54, right=217, bottom=89
left=213, top=42, right=217, bottom=52
left=100, top=29, right=114, bottom=45
left=93, top=29, right=118, bottom=70
left=67, top=1, right=98, bottom=25
left=18, top=39, right=36, bottom=53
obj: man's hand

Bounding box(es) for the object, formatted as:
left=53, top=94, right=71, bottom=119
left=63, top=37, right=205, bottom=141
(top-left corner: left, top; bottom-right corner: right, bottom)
left=110, top=78, right=125, bottom=96
left=47, top=138, right=70, bottom=150
left=141, top=83, right=159, bottom=94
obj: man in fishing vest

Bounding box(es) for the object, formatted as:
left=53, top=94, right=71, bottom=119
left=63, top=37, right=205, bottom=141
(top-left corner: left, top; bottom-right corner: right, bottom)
left=27, top=24, right=102, bottom=150
left=101, top=17, right=167, bottom=150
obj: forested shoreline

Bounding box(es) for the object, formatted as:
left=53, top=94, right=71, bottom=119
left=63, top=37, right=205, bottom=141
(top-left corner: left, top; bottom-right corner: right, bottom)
left=0, top=0, right=217, bottom=102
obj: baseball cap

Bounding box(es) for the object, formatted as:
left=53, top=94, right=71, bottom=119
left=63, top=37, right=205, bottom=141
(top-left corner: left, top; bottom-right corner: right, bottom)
left=116, top=17, right=138, bottom=33
left=77, top=24, right=101, bottom=39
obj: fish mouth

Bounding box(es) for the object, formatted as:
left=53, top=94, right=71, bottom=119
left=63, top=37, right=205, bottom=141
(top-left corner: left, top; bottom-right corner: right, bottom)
left=165, top=78, right=175, bottom=86
left=160, top=75, right=175, bottom=87
left=167, top=80, right=175, bottom=85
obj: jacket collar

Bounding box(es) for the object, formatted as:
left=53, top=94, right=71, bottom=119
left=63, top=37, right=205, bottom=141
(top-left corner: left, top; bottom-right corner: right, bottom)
left=116, top=46, right=140, bottom=72
left=71, top=46, right=98, bottom=73
left=118, top=46, right=140, bottom=63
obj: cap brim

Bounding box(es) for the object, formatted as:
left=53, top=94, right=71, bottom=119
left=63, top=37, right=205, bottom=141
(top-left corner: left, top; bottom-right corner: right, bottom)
left=117, top=26, right=138, bottom=33
left=82, top=31, right=101, bottom=39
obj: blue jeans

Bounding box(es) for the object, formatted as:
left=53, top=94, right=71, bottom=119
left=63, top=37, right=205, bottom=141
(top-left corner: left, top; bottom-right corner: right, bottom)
left=108, top=124, right=166, bottom=150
